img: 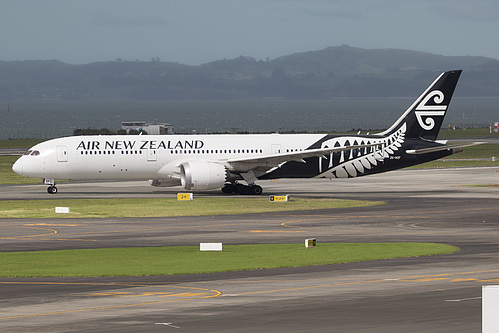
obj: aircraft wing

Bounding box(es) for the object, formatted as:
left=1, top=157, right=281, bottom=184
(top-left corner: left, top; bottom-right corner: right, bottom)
left=405, top=142, right=484, bottom=155
left=227, top=143, right=379, bottom=172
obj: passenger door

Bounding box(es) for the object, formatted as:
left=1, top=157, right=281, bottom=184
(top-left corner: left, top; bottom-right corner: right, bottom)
left=56, top=145, right=68, bottom=162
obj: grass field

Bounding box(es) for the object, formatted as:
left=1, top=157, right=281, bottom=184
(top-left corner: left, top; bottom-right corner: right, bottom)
left=438, top=128, right=499, bottom=139
left=445, top=143, right=499, bottom=159
left=0, top=156, right=44, bottom=184
left=0, top=197, right=383, bottom=218
left=413, top=159, right=499, bottom=169
left=0, top=138, right=46, bottom=149
left=0, top=243, right=459, bottom=277
left=409, top=142, right=499, bottom=168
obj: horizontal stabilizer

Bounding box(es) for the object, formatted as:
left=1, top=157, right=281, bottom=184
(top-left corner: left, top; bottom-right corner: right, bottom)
left=405, top=142, right=485, bottom=155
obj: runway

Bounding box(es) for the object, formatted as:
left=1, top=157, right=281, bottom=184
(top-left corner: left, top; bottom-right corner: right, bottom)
left=1, top=167, right=498, bottom=332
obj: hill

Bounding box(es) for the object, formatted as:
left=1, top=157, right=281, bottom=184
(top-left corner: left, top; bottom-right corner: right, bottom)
left=1, top=45, right=499, bottom=100
left=271, top=45, right=492, bottom=75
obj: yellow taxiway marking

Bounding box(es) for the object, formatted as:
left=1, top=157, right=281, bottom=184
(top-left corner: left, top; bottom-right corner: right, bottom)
left=1, top=269, right=498, bottom=320
left=81, top=291, right=213, bottom=298
left=250, top=230, right=305, bottom=233
left=222, top=268, right=499, bottom=297
left=0, top=284, right=222, bottom=320
left=23, top=223, right=79, bottom=227
left=399, top=277, right=449, bottom=282
left=4, top=205, right=494, bottom=241
left=0, top=226, right=58, bottom=240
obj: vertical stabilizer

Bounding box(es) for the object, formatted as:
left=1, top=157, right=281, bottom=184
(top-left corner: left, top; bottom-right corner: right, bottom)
left=379, top=70, right=462, bottom=141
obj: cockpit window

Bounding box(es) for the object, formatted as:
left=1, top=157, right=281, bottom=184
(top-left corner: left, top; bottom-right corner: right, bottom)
left=23, top=150, right=40, bottom=156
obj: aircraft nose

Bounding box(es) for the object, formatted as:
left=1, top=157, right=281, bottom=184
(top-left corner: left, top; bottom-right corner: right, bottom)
left=12, top=158, right=23, bottom=175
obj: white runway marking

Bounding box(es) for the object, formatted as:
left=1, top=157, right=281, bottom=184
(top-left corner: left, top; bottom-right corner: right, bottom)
left=155, top=322, right=180, bottom=328
left=445, top=297, right=482, bottom=302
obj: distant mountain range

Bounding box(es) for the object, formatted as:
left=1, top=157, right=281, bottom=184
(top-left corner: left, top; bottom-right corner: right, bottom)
left=1, top=45, right=499, bottom=100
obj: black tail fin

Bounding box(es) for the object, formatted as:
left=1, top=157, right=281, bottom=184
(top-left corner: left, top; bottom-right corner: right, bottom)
left=379, top=70, right=462, bottom=141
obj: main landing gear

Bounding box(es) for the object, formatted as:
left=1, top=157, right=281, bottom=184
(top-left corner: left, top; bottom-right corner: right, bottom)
left=222, top=183, right=263, bottom=195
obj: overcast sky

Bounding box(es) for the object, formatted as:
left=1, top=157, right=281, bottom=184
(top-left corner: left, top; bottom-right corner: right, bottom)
left=2, top=0, right=499, bottom=65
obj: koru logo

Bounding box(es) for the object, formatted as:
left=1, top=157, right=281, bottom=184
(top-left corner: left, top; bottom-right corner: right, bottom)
left=415, top=90, right=447, bottom=130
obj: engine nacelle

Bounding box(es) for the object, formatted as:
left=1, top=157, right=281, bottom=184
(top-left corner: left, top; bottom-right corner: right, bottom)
left=149, top=179, right=181, bottom=187
left=180, top=161, right=227, bottom=190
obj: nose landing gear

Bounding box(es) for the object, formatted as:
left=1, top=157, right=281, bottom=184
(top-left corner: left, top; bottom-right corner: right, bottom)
left=47, top=186, right=58, bottom=194
left=44, top=179, right=58, bottom=194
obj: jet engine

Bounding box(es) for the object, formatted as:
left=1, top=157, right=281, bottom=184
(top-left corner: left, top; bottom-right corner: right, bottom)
left=180, top=161, right=227, bottom=190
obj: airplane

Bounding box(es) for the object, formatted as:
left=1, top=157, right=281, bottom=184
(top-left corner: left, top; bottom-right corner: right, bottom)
left=12, top=70, right=477, bottom=195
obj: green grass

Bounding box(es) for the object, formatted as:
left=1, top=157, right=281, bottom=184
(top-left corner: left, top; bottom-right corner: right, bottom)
left=0, top=156, right=44, bottom=184
left=0, top=139, right=46, bottom=185
left=438, top=128, right=499, bottom=139
left=0, top=156, right=19, bottom=164
left=0, top=198, right=384, bottom=218
left=412, top=143, right=499, bottom=169
left=0, top=243, right=459, bottom=277
left=414, top=160, right=499, bottom=169
left=0, top=138, right=46, bottom=149
left=446, top=143, right=499, bottom=159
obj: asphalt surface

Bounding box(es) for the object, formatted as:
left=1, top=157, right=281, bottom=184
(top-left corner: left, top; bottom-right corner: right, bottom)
left=1, top=167, right=499, bottom=332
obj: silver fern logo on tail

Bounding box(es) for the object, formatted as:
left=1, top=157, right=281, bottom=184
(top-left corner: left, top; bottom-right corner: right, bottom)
left=415, top=90, right=447, bottom=130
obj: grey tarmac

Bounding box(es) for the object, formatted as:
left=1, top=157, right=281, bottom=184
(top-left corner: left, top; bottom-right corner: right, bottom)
left=0, top=166, right=498, bottom=332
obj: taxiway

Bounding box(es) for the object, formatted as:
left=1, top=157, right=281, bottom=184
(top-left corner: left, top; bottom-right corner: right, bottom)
left=1, top=167, right=498, bottom=332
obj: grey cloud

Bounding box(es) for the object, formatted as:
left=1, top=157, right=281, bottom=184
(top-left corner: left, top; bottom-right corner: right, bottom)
left=430, top=0, right=499, bottom=21
left=90, top=11, right=168, bottom=26
left=303, top=7, right=363, bottom=19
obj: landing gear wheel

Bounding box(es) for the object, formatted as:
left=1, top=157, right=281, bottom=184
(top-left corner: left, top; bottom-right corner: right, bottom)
left=221, top=184, right=235, bottom=194
left=225, top=182, right=263, bottom=195
left=250, top=185, right=263, bottom=195
left=47, top=186, right=58, bottom=194
left=237, top=184, right=251, bottom=195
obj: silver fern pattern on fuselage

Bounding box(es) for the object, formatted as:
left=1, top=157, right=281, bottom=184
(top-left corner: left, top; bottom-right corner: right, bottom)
left=317, top=123, right=406, bottom=178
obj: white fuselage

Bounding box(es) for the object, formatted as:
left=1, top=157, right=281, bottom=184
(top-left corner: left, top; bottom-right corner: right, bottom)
left=13, top=133, right=325, bottom=181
